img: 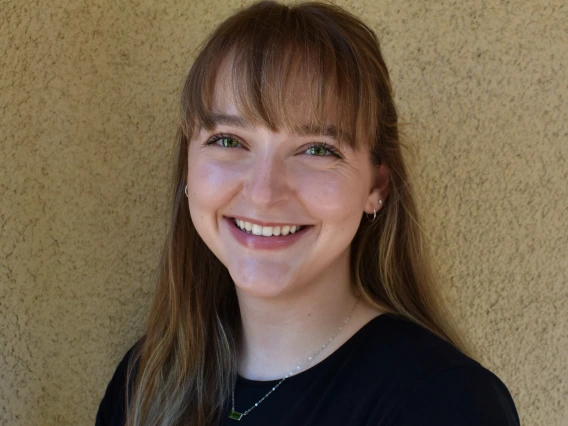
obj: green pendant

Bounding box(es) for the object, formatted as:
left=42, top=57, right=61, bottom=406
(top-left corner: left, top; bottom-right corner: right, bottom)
left=229, top=411, right=243, bottom=421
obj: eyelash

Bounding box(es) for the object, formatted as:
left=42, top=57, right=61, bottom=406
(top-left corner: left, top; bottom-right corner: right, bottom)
left=205, top=134, right=241, bottom=148
left=205, top=134, right=342, bottom=158
left=305, top=142, right=342, bottom=158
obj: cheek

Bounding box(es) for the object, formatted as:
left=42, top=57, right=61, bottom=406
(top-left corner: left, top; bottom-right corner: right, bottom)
left=186, top=155, right=246, bottom=261
left=291, top=166, right=368, bottom=222
left=187, top=157, right=243, bottom=211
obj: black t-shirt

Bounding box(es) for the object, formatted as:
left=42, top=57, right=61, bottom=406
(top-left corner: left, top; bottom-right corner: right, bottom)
left=96, top=313, right=520, bottom=425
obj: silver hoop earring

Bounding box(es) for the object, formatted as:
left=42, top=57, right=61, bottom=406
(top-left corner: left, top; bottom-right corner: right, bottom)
left=184, top=185, right=188, bottom=197
left=367, top=209, right=377, bottom=222
left=378, top=199, right=383, bottom=205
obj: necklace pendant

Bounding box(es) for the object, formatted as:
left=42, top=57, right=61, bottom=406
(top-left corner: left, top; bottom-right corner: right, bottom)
left=229, top=410, right=244, bottom=421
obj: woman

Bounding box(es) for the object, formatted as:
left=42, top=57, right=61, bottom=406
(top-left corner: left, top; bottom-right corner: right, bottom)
left=96, top=2, right=520, bottom=425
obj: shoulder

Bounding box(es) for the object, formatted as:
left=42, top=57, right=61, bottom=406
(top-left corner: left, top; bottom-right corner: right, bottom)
left=359, top=313, right=479, bottom=374
left=95, top=341, right=141, bottom=426
left=392, top=364, right=520, bottom=425
left=358, top=314, right=520, bottom=425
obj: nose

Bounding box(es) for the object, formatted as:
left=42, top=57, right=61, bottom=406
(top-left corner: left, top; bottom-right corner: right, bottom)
left=243, top=151, right=290, bottom=208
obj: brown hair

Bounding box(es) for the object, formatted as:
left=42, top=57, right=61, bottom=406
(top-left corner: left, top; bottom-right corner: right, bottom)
left=126, top=2, right=474, bottom=425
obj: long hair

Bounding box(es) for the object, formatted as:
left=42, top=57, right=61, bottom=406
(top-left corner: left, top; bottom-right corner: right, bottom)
left=125, top=2, right=474, bottom=425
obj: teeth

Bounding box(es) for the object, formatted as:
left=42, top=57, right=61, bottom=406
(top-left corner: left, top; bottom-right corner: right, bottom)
left=233, top=219, right=302, bottom=237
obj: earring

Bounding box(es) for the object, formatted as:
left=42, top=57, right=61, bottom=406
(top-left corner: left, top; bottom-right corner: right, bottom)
left=366, top=199, right=383, bottom=222
left=184, top=185, right=189, bottom=197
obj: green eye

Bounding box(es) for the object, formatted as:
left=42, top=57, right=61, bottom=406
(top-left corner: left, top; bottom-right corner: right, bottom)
left=305, top=143, right=340, bottom=158
left=308, top=146, right=329, bottom=156
left=206, top=135, right=242, bottom=148
left=221, top=137, right=240, bottom=147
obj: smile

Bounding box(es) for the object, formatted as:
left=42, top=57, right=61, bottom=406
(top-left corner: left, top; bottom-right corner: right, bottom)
left=233, top=218, right=304, bottom=237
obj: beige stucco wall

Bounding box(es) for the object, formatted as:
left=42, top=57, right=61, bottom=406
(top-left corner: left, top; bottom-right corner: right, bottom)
left=1, top=0, right=566, bottom=425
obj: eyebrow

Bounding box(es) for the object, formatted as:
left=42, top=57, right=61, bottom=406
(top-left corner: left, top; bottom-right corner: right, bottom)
left=207, top=113, right=254, bottom=129
left=295, top=123, right=340, bottom=140
left=204, top=114, right=349, bottom=142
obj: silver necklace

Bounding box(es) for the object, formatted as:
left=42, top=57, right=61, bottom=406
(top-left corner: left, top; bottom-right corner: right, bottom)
left=229, top=298, right=360, bottom=421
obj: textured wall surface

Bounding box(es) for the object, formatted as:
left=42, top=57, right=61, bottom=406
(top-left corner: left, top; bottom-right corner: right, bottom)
left=1, top=0, right=566, bottom=425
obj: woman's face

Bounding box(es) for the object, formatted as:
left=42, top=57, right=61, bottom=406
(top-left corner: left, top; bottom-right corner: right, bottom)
left=186, top=83, right=386, bottom=300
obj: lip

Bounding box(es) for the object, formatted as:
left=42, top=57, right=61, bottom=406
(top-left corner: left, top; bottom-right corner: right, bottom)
left=231, top=215, right=307, bottom=228
left=224, top=216, right=312, bottom=250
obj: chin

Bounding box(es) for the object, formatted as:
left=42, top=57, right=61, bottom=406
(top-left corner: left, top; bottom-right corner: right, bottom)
left=235, top=283, right=289, bottom=299
left=228, top=265, right=298, bottom=299
left=233, top=279, right=295, bottom=299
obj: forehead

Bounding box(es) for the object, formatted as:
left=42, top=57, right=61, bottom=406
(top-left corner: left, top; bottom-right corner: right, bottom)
left=216, top=56, right=326, bottom=116
left=202, top=60, right=353, bottom=144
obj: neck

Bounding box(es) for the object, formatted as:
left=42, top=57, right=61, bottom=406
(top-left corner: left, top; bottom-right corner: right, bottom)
left=235, top=276, right=381, bottom=381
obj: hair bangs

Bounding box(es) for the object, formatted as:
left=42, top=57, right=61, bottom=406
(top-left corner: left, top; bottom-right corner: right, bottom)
left=181, top=2, right=379, bottom=150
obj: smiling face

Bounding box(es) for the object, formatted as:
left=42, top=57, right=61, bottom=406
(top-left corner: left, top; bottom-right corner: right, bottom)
left=186, top=75, right=386, bottom=300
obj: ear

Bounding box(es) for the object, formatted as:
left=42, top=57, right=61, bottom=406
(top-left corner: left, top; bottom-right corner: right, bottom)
left=364, top=164, right=390, bottom=214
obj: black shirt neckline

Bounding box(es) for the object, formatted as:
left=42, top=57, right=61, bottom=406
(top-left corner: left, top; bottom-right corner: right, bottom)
left=236, top=313, right=393, bottom=388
